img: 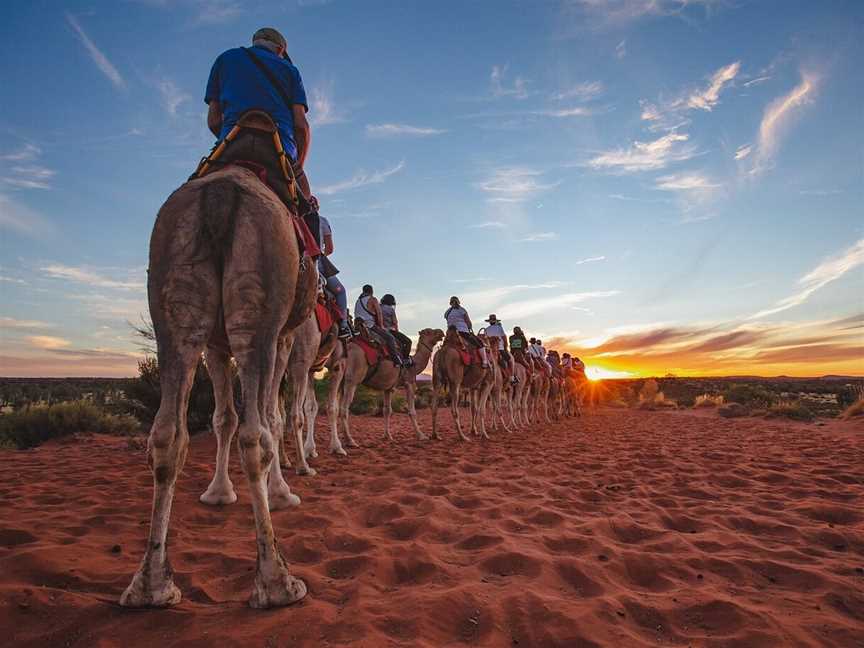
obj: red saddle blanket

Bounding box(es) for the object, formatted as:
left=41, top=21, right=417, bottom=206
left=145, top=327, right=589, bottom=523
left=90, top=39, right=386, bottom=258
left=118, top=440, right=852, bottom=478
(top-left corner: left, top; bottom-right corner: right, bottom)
left=353, top=336, right=381, bottom=365
left=314, top=298, right=342, bottom=334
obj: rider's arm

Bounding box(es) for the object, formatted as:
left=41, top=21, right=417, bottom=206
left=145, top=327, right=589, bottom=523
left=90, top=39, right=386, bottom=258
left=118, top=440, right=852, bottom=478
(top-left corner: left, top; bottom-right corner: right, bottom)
left=207, top=100, right=222, bottom=137
left=323, top=233, right=334, bottom=256
left=369, top=298, right=384, bottom=328
left=464, top=310, right=473, bottom=331
left=293, top=104, right=310, bottom=167
left=392, top=310, right=400, bottom=332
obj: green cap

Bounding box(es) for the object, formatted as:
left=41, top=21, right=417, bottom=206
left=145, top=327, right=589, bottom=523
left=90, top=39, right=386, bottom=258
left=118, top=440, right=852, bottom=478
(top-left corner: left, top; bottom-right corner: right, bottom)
left=252, top=27, right=287, bottom=49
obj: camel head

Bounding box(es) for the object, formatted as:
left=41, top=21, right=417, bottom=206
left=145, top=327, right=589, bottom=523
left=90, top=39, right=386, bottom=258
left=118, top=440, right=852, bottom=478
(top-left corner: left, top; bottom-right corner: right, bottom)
left=418, top=328, right=445, bottom=346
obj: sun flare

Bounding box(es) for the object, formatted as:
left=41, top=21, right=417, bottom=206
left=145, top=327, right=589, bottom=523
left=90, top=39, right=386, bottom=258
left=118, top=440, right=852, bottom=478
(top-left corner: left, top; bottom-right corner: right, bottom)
left=586, top=366, right=634, bottom=381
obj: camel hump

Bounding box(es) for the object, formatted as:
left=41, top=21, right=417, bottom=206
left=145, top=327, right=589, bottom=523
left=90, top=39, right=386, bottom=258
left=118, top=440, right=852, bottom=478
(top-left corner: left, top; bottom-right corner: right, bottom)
left=199, top=175, right=243, bottom=255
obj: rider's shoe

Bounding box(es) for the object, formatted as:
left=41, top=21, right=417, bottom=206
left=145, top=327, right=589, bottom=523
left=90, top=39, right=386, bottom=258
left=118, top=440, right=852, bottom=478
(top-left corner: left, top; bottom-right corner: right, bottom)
left=338, top=324, right=353, bottom=339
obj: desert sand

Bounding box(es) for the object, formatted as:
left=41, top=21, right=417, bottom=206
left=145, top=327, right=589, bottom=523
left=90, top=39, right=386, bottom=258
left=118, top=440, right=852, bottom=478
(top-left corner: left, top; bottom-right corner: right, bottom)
left=1, top=408, right=862, bottom=647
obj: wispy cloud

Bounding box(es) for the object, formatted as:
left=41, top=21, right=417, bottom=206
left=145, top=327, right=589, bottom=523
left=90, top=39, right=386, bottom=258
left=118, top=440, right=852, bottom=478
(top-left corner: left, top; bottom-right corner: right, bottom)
left=641, top=61, right=740, bottom=128
left=587, top=132, right=695, bottom=173
left=576, top=255, right=606, bottom=265
left=309, top=83, right=346, bottom=126
left=0, top=144, right=41, bottom=162
left=318, top=161, right=405, bottom=195
left=686, top=61, right=740, bottom=111
left=498, top=291, right=619, bottom=319
left=743, top=75, right=771, bottom=87
left=571, top=0, right=723, bottom=26
left=552, top=81, right=604, bottom=102
left=655, top=172, right=721, bottom=191
left=475, top=167, right=558, bottom=203
left=365, top=123, right=447, bottom=138
left=750, top=238, right=864, bottom=320
left=66, top=13, right=126, bottom=90
left=0, top=317, right=53, bottom=330
left=734, top=144, right=752, bottom=160
left=195, top=0, right=242, bottom=23
left=520, top=232, right=559, bottom=242
left=156, top=77, right=191, bottom=115
left=26, top=335, right=72, bottom=350
left=751, top=69, right=819, bottom=174
left=41, top=264, right=145, bottom=291
left=490, top=65, right=530, bottom=99
left=470, top=221, right=507, bottom=229
left=0, top=194, right=56, bottom=238
left=615, top=39, right=627, bottom=59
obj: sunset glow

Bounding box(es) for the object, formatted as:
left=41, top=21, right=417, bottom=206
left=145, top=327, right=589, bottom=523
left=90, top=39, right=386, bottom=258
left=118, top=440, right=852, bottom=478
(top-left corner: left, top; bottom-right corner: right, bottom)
left=586, top=366, right=635, bottom=381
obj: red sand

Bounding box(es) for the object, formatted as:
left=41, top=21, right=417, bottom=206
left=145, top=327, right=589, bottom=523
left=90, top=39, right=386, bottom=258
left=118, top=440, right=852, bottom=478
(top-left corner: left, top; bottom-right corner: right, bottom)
left=1, top=409, right=862, bottom=647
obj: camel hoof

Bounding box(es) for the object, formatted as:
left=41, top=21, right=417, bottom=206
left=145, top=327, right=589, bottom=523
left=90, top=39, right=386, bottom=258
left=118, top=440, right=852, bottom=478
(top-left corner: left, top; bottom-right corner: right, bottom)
left=296, top=465, right=317, bottom=476
left=249, top=571, right=307, bottom=609
left=120, top=571, right=181, bottom=608
left=281, top=455, right=292, bottom=467
left=200, top=484, right=238, bottom=506
left=330, top=446, right=348, bottom=457
left=416, top=433, right=428, bottom=441
left=346, top=439, right=360, bottom=448
left=269, top=488, right=302, bottom=510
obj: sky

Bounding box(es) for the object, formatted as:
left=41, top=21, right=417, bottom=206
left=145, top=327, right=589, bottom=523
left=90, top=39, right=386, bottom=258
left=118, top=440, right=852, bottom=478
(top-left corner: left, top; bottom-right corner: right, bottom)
left=1, top=0, right=862, bottom=378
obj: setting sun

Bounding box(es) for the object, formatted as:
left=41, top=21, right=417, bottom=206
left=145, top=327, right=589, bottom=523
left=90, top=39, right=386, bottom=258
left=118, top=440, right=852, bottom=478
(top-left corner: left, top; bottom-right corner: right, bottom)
left=586, top=366, right=635, bottom=381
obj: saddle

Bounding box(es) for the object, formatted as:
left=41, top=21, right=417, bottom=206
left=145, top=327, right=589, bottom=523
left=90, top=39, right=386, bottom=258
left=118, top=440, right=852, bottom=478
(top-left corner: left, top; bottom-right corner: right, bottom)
left=313, top=292, right=341, bottom=335
left=193, top=111, right=320, bottom=259
left=443, top=328, right=475, bottom=366
left=351, top=320, right=386, bottom=366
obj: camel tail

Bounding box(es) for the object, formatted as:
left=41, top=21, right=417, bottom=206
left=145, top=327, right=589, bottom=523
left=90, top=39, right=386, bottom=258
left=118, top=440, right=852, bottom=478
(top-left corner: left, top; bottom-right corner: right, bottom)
left=198, top=177, right=241, bottom=259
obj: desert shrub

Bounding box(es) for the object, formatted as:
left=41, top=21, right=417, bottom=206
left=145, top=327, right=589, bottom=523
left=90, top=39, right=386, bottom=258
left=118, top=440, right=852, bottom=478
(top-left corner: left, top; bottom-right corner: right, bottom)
left=120, top=356, right=218, bottom=433
left=840, top=386, right=864, bottom=419
left=766, top=400, right=814, bottom=422
left=694, top=394, right=724, bottom=408
left=607, top=399, right=629, bottom=408
left=638, top=379, right=659, bottom=404
left=723, top=384, right=776, bottom=409
left=349, top=384, right=380, bottom=415
left=718, top=402, right=749, bottom=418
left=0, top=401, right=140, bottom=449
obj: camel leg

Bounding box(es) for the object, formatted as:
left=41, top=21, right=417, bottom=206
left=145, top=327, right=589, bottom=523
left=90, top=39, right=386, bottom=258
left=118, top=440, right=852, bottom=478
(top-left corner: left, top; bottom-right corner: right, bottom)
left=284, top=355, right=316, bottom=479
left=451, top=383, right=469, bottom=442
left=323, top=373, right=347, bottom=456
left=267, top=336, right=304, bottom=509
left=382, top=389, right=394, bottom=442
left=302, top=376, right=318, bottom=459
left=405, top=382, right=426, bottom=441
left=431, top=379, right=442, bottom=440
left=200, top=345, right=239, bottom=505
left=233, top=334, right=306, bottom=608
left=477, top=383, right=493, bottom=440
left=340, top=380, right=360, bottom=449
left=121, top=347, right=200, bottom=607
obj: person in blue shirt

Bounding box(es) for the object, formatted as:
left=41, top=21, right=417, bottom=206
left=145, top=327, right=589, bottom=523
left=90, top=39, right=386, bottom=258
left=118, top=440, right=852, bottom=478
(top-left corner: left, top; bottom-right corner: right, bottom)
left=204, top=27, right=313, bottom=202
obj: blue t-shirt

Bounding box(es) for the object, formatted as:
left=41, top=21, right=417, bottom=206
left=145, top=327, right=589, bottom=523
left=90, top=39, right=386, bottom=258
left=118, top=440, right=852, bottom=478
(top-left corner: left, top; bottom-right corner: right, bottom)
left=204, top=46, right=308, bottom=161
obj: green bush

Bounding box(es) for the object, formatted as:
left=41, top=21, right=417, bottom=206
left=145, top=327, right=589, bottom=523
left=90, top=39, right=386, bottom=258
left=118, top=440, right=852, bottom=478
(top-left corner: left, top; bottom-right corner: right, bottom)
left=0, top=401, right=140, bottom=449
left=723, top=384, right=777, bottom=408
left=120, top=356, right=219, bottom=433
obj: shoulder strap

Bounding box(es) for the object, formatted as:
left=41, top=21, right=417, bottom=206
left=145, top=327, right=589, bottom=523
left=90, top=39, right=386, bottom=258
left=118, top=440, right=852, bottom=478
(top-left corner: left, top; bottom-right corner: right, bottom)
left=243, top=47, right=294, bottom=109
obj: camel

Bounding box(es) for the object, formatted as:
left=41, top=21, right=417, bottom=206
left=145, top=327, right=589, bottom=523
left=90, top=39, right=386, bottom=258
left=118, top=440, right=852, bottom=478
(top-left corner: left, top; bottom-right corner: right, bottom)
left=529, top=359, right=552, bottom=424
left=431, top=328, right=495, bottom=441
left=484, top=343, right=514, bottom=433
left=326, top=327, right=444, bottom=445
left=121, top=166, right=317, bottom=610
left=200, top=307, right=342, bottom=513
left=507, top=356, right=530, bottom=428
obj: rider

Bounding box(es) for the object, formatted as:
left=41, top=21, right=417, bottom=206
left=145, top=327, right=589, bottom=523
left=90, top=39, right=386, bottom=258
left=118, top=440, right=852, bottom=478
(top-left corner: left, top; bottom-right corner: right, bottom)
left=572, top=355, right=586, bottom=374
left=317, top=205, right=351, bottom=338
left=354, top=285, right=411, bottom=367
left=484, top=314, right=516, bottom=384
left=561, top=353, right=573, bottom=369
left=444, top=296, right=489, bottom=368
left=528, top=338, right=550, bottom=372
left=509, top=326, right=531, bottom=370
left=380, top=294, right=412, bottom=359
left=204, top=27, right=313, bottom=203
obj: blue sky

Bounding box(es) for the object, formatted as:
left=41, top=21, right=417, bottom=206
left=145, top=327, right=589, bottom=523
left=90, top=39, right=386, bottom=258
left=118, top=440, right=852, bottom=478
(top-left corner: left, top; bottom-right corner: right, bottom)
left=1, top=0, right=862, bottom=377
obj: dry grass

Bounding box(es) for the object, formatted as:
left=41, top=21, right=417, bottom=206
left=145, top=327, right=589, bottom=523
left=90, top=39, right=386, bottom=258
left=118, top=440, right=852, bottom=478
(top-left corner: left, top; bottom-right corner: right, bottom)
left=840, top=386, right=864, bottom=419
left=766, top=399, right=814, bottom=422
left=694, top=393, right=725, bottom=408
left=637, top=380, right=677, bottom=410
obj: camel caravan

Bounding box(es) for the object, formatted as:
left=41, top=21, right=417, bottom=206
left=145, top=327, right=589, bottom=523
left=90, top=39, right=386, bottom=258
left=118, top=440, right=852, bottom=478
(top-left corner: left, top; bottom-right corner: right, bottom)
left=121, top=27, right=590, bottom=610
